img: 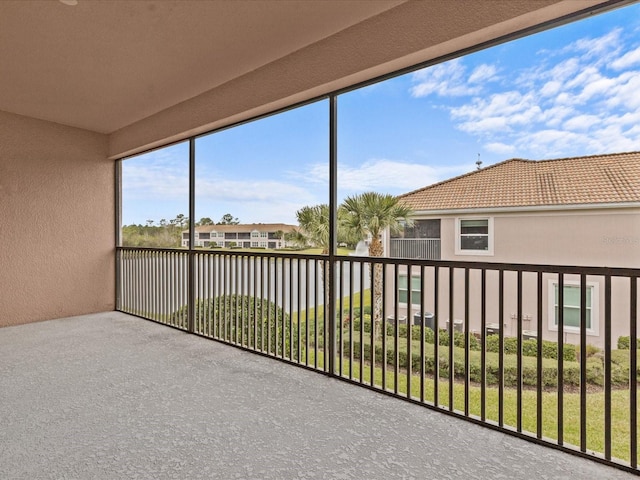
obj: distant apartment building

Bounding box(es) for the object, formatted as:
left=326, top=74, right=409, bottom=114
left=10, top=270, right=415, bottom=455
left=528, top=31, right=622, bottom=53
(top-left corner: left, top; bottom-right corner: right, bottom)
left=182, top=223, right=298, bottom=249
left=387, top=151, right=640, bottom=348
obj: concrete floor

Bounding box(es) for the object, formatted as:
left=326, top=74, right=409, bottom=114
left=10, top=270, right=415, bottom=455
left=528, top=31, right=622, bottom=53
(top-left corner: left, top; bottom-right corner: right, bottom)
left=0, top=311, right=635, bottom=479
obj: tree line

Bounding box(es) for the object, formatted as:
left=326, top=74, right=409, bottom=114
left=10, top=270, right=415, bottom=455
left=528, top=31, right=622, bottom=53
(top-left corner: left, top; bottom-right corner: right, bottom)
left=121, top=213, right=241, bottom=247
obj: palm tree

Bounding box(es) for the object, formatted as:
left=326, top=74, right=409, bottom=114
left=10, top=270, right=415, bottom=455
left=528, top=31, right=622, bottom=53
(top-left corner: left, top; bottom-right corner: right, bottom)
left=295, top=204, right=331, bottom=253
left=274, top=229, right=285, bottom=248
left=295, top=204, right=355, bottom=320
left=342, top=192, right=414, bottom=338
left=284, top=229, right=308, bottom=249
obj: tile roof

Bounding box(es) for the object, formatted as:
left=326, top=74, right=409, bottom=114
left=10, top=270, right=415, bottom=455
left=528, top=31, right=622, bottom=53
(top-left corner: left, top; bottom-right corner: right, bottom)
left=188, top=223, right=297, bottom=234
left=398, top=151, right=640, bottom=211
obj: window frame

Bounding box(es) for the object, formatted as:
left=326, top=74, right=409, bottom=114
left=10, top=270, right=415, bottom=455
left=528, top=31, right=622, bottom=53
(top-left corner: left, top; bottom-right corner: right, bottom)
left=398, top=274, right=421, bottom=307
left=455, top=217, right=494, bottom=256
left=547, top=280, right=599, bottom=336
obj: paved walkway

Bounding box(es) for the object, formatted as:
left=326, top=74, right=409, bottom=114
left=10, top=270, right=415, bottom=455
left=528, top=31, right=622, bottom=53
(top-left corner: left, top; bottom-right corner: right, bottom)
left=0, top=312, right=635, bottom=479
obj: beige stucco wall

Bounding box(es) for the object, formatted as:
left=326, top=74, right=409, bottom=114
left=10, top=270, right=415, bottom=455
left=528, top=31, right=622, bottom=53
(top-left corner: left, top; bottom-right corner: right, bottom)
left=0, top=110, right=113, bottom=327
left=447, top=208, right=640, bottom=267
left=385, top=208, right=639, bottom=348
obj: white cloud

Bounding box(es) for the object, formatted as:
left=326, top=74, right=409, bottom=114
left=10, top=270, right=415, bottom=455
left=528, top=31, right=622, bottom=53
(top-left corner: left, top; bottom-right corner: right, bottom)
left=563, top=114, right=601, bottom=131
left=538, top=105, right=575, bottom=127
left=422, top=27, right=640, bottom=160
left=604, top=110, right=640, bottom=128
left=484, top=142, right=516, bottom=155
left=468, top=64, right=498, bottom=83
left=611, top=45, right=640, bottom=69
left=197, top=177, right=315, bottom=204
left=457, top=116, right=509, bottom=135
left=540, top=80, right=562, bottom=97
left=297, top=159, right=474, bottom=193
left=410, top=58, right=481, bottom=97
left=605, top=72, right=640, bottom=109
left=565, top=28, right=622, bottom=59
left=123, top=159, right=321, bottom=224
left=122, top=164, right=188, bottom=199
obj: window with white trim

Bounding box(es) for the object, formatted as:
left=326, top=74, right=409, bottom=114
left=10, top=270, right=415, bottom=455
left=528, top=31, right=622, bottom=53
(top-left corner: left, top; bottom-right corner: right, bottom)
left=548, top=281, right=599, bottom=336
left=398, top=275, right=421, bottom=307
left=456, top=218, right=493, bottom=255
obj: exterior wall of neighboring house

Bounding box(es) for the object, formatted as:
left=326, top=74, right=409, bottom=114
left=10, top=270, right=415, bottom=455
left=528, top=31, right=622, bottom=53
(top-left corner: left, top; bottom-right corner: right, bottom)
left=0, top=110, right=114, bottom=327
left=385, top=206, right=640, bottom=348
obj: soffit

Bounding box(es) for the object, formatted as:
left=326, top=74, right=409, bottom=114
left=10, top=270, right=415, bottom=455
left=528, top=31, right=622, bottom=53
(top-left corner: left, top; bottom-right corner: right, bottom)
left=0, top=0, right=404, bottom=133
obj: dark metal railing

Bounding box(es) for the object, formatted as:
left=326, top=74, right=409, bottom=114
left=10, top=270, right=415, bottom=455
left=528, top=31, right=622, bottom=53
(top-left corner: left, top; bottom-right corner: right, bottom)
left=117, top=246, right=639, bottom=473
left=118, top=248, right=189, bottom=330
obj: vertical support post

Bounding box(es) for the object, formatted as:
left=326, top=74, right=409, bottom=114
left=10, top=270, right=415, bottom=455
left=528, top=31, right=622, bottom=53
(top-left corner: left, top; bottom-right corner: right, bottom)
left=604, top=275, right=612, bottom=460
left=188, top=138, right=196, bottom=333
left=328, top=95, right=338, bottom=376
left=516, top=270, right=523, bottom=432
left=114, top=160, right=122, bottom=310
left=631, top=276, right=638, bottom=468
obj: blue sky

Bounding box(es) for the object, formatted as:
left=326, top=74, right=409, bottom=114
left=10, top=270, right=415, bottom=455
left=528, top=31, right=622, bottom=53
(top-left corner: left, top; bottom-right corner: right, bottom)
left=122, top=2, right=640, bottom=226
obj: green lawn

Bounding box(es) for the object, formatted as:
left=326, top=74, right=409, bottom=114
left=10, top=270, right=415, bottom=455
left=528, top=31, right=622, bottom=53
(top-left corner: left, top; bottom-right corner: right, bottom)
left=196, top=246, right=353, bottom=255
left=299, top=347, right=638, bottom=464
left=290, top=289, right=637, bottom=464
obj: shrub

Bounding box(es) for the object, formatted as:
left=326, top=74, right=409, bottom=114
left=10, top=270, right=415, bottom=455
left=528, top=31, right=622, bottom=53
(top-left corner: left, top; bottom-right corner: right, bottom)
left=576, top=344, right=601, bottom=359
left=348, top=305, right=371, bottom=320
left=438, top=329, right=449, bottom=347
left=351, top=318, right=360, bottom=332
left=410, top=325, right=428, bottom=341
left=585, top=344, right=601, bottom=357
left=424, top=327, right=435, bottom=344
left=170, top=295, right=296, bottom=358
left=348, top=317, right=372, bottom=334
left=452, top=331, right=480, bottom=351
left=385, top=323, right=409, bottom=338
left=617, top=336, right=640, bottom=350
left=399, top=324, right=407, bottom=338
left=484, top=335, right=575, bottom=361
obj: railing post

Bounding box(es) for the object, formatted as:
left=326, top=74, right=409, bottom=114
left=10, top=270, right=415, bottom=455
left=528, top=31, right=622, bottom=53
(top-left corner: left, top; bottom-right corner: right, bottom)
left=328, top=94, right=338, bottom=376
left=187, top=138, right=196, bottom=334
left=114, top=161, right=122, bottom=310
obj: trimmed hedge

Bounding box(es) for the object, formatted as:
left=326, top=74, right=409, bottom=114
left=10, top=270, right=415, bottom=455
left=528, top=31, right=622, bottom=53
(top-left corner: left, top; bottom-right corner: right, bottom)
left=341, top=339, right=637, bottom=388
left=484, top=335, right=576, bottom=362
left=340, top=322, right=590, bottom=364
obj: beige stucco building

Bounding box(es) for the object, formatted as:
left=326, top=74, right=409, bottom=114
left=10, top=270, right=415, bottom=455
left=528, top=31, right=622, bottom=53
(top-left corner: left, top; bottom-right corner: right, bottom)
left=183, top=223, right=297, bottom=249
left=387, top=152, right=640, bottom=348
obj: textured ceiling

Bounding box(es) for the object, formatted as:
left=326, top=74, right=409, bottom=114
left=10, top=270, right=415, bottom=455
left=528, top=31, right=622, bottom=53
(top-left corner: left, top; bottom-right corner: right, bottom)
left=0, top=0, right=403, bottom=133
